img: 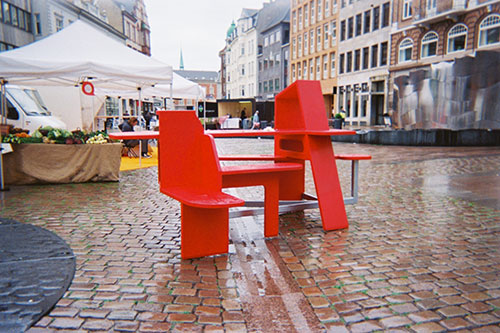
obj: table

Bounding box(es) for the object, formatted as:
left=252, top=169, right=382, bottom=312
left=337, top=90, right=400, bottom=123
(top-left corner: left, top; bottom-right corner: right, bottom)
left=108, top=131, right=159, bottom=166
left=3, top=143, right=122, bottom=185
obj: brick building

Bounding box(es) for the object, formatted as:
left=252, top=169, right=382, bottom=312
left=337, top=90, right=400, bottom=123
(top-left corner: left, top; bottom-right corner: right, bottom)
left=290, top=0, right=340, bottom=116
left=389, top=0, right=500, bottom=129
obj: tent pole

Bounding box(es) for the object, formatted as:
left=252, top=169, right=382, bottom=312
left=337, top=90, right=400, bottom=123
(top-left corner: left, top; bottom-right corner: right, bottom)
left=169, top=83, right=173, bottom=110
left=0, top=81, right=8, bottom=191
left=203, top=99, right=206, bottom=130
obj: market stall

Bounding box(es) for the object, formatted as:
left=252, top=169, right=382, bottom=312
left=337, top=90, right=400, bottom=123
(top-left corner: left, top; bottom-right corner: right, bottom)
left=0, top=20, right=174, bottom=187
left=3, top=142, right=122, bottom=185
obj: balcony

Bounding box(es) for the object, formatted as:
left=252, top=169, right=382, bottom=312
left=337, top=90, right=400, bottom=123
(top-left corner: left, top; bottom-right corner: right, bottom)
left=413, top=0, right=468, bottom=27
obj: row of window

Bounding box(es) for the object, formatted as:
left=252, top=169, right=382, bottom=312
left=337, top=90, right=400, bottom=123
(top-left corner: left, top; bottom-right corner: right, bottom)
left=1, top=1, right=32, bottom=33
left=259, top=78, right=281, bottom=94
left=292, top=0, right=338, bottom=34
left=291, top=52, right=336, bottom=81
left=340, top=3, right=390, bottom=42
left=263, top=30, right=282, bottom=47
left=292, top=20, right=337, bottom=60
left=398, top=14, right=500, bottom=63
left=339, top=42, right=388, bottom=74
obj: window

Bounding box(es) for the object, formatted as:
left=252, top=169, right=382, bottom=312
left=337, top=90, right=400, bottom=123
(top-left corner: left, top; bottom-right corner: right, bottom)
left=264, top=36, right=269, bottom=46
left=3, top=2, right=11, bottom=24
left=35, top=13, right=42, bottom=35
left=362, top=47, right=369, bottom=69
left=298, top=62, right=302, bottom=79
left=310, top=30, right=315, bottom=53
left=275, top=78, right=280, bottom=90
left=323, top=55, right=328, bottom=78
left=346, top=51, right=352, bottom=72
left=331, top=20, right=337, bottom=46
left=317, top=0, right=322, bottom=21
left=371, top=44, right=378, bottom=67
left=305, top=4, right=309, bottom=27
left=380, top=41, right=388, bottom=66
left=311, top=1, right=315, bottom=24
left=317, top=27, right=322, bottom=51
left=364, top=10, right=371, bottom=34
left=270, top=33, right=275, bottom=44
left=264, top=81, right=268, bottom=93
left=324, top=23, right=329, bottom=48
left=382, top=2, right=390, bottom=27
left=325, top=0, right=330, bottom=17
left=339, top=53, right=345, bottom=74
left=268, top=80, right=273, bottom=92
left=241, top=44, right=245, bottom=55
left=293, top=11, right=297, bottom=33
left=299, top=7, right=303, bottom=30
left=403, top=0, right=412, bottom=20
left=303, top=61, right=307, bottom=79
left=355, top=14, right=362, bottom=36
left=298, top=36, right=302, bottom=57
left=330, top=52, right=336, bottom=77
left=309, top=59, right=314, bottom=80
left=399, top=38, right=413, bottom=63
left=448, top=24, right=467, bottom=53
left=354, top=49, right=360, bottom=71
left=316, top=56, right=321, bottom=79
left=426, top=0, right=436, bottom=11
left=347, top=17, right=353, bottom=39
left=292, top=64, right=296, bottom=81
left=276, top=31, right=281, bottom=42
left=11, top=7, right=18, bottom=27
left=421, top=31, right=438, bottom=58
left=479, top=14, right=500, bottom=47
left=373, top=6, right=380, bottom=31
left=55, top=14, right=64, bottom=32
left=304, top=32, right=308, bottom=56
left=241, top=64, right=245, bottom=76
left=292, top=38, right=297, bottom=58
left=340, top=20, right=346, bottom=41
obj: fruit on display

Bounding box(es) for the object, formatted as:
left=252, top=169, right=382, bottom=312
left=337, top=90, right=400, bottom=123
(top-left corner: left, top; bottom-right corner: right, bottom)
left=86, top=133, right=108, bottom=144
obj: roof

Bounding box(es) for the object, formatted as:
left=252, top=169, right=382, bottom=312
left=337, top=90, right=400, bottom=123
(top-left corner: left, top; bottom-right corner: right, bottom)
left=241, top=8, right=259, bottom=19
left=175, top=70, right=219, bottom=83
left=113, top=0, right=135, bottom=13
left=256, top=0, right=290, bottom=33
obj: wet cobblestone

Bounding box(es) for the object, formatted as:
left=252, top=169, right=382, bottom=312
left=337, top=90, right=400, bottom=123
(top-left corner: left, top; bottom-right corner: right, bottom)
left=0, top=139, right=498, bottom=332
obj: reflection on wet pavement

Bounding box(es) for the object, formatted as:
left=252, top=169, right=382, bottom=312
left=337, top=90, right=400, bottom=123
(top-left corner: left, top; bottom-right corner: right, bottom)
left=0, top=139, right=498, bottom=332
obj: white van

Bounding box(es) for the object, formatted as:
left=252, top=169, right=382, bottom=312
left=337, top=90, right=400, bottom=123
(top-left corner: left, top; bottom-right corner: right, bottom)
left=2, top=85, right=67, bottom=134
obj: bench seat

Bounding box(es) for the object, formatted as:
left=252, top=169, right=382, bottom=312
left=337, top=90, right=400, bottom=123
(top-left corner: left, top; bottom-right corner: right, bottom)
left=221, top=162, right=303, bottom=175
left=161, top=187, right=244, bottom=209
left=219, top=154, right=371, bottom=161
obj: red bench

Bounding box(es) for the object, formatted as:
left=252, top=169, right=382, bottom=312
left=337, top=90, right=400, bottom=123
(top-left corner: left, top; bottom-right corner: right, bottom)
left=157, top=110, right=303, bottom=259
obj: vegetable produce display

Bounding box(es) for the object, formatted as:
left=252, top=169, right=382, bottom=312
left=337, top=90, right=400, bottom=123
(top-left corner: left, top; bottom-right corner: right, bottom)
left=2, top=126, right=112, bottom=145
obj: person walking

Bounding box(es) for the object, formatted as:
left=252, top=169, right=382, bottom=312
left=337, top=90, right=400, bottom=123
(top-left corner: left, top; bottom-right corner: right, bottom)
left=251, top=110, right=260, bottom=130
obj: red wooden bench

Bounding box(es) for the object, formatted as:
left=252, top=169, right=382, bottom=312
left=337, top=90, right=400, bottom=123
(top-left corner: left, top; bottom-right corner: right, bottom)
left=157, top=110, right=303, bottom=259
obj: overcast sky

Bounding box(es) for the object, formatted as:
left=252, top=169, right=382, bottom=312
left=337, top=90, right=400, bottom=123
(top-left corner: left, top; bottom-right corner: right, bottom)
left=144, top=0, right=267, bottom=72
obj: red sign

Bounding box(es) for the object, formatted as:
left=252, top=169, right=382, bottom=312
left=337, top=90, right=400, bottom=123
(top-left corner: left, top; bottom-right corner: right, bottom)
left=82, top=81, right=95, bottom=96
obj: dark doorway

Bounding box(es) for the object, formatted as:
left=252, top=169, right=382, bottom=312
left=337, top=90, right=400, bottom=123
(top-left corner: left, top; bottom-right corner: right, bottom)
left=371, top=95, right=385, bottom=125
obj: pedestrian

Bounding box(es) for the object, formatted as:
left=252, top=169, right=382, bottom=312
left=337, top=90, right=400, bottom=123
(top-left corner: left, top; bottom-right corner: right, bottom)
left=251, top=110, right=260, bottom=130
left=240, top=108, right=247, bottom=129
left=119, top=117, right=151, bottom=158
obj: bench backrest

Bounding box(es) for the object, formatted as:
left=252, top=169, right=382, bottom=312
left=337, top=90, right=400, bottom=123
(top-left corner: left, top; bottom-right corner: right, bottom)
left=275, top=80, right=330, bottom=131
left=157, top=110, right=223, bottom=193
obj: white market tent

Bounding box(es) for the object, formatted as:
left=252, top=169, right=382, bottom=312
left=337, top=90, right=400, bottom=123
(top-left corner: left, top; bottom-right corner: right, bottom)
left=0, top=20, right=173, bottom=90
left=96, top=72, right=206, bottom=100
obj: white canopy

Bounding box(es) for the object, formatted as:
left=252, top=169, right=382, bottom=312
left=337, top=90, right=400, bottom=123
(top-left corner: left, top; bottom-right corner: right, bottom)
left=0, top=20, right=172, bottom=90
left=96, top=72, right=206, bottom=100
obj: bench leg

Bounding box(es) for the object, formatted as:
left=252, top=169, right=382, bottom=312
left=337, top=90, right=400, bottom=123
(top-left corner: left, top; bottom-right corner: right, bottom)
left=351, top=160, right=359, bottom=204
left=181, top=204, right=229, bottom=259
left=264, top=177, right=279, bottom=237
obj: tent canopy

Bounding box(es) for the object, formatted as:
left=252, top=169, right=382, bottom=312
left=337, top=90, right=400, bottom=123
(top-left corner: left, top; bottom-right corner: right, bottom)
left=96, top=72, right=206, bottom=100
left=0, top=20, right=172, bottom=90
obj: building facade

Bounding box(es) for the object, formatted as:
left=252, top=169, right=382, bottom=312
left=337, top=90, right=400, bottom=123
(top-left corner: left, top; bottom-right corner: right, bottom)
left=336, top=0, right=392, bottom=126
left=98, top=0, right=151, bottom=56
left=0, top=0, right=34, bottom=51
left=225, top=9, right=259, bottom=99
left=256, top=0, right=290, bottom=101
left=175, top=69, right=221, bottom=103
left=290, top=0, right=340, bottom=117
left=389, top=0, right=500, bottom=129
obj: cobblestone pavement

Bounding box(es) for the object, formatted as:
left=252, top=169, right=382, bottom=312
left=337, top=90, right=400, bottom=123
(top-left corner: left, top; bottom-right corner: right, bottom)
left=0, top=139, right=499, bottom=332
